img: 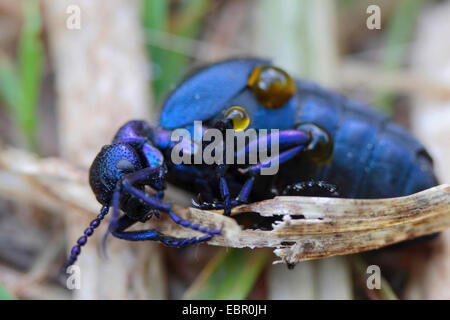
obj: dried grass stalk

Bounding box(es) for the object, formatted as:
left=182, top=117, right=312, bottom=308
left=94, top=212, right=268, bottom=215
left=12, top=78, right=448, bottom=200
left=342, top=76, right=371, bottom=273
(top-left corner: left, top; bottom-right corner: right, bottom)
left=167, top=185, right=450, bottom=264
left=1, top=145, right=448, bottom=266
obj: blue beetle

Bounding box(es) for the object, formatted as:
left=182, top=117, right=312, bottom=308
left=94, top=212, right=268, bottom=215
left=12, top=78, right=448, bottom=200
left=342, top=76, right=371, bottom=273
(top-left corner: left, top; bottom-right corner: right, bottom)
left=62, top=122, right=221, bottom=271
left=159, top=58, right=437, bottom=207
left=63, top=58, right=438, bottom=270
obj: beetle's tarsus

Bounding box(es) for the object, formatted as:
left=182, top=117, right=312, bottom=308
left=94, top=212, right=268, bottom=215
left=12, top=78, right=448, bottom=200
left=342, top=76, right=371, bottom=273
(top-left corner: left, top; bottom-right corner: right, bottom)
left=110, top=216, right=215, bottom=245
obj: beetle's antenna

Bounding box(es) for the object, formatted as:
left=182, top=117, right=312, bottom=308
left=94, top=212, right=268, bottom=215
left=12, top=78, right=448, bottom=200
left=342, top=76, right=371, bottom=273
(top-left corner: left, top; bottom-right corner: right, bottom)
left=60, top=205, right=109, bottom=276
left=100, top=189, right=122, bottom=260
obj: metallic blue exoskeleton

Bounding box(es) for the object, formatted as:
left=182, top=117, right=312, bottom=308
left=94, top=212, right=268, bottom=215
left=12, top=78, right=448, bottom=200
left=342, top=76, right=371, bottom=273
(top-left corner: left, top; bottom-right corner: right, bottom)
left=63, top=58, right=438, bottom=271
left=159, top=58, right=437, bottom=203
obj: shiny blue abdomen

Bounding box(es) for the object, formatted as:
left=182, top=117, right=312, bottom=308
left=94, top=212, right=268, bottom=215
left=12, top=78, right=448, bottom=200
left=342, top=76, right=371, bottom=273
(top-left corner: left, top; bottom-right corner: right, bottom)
left=159, top=58, right=437, bottom=199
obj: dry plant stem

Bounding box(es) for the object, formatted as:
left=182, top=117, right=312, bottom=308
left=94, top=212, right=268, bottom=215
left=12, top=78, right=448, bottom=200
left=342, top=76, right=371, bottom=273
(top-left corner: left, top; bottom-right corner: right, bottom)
left=170, top=184, right=450, bottom=265
left=2, top=145, right=448, bottom=267
left=229, top=185, right=450, bottom=263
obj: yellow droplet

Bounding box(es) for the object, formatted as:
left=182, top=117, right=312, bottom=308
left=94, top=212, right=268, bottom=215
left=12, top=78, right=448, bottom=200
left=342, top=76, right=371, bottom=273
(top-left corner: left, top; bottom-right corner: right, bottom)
left=225, top=106, right=250, bottom=131
left=248, top=65, right=296, bottom=109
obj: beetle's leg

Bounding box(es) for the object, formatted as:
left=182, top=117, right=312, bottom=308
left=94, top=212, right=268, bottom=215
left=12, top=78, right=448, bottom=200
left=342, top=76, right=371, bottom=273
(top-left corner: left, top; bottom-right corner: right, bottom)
left=235, top=175, right=255, bottom=203
left=218, top=173, right=256, bottom=209
left=194, top=109, right=245, bottom=215
left=121, top=168, right=222, bottom=236
left=195, top=130, right=310, bottom=210
left=239, top=144, right=305, bottom=174
left=233, top=130, right=309, bottom=199
left=192, top=163, right=246, bottom=216
left=193, top=130, right=311, bottom=212
left=111, top=215, right=212, bottom=246
left=237, top=130, right=310, bottom=174
left=193, top=175, right=256, bottom=211
left=236, top=124, right=332, bottom=175
left=101, top=166, right=169, bottom=257
left=115, top=135, right=168, bottom=191
left=282, top=181, right=340, bottom=197
left=192, top=130, right=308, bottom=212
left=203, top=119, right=233, bottom=215
left=167, top=210, right=222, bottom=235
left=150, top=190, right=164, bottom=220
left=122, top=171, right=171, bottom=212
left=201, top=114, right=238, bottom=216
left=218, top=164, right=232, bottom=216
left=235, top=130, right=310, bottom=159
left=170, top=162, right=240, bottom=214
left=123, top=163, right=166, bottom=221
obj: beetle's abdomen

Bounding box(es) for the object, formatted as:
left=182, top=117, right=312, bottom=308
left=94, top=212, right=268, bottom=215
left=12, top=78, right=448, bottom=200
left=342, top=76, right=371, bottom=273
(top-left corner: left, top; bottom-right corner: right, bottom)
left=89, top=143, right=143, bottom=205
left=293, top=80, right=438, bottom=198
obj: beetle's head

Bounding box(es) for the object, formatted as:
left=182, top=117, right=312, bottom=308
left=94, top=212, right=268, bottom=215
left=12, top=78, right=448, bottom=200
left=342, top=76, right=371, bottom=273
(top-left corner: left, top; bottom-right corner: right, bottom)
left=89, top=143, right=144, bottom=205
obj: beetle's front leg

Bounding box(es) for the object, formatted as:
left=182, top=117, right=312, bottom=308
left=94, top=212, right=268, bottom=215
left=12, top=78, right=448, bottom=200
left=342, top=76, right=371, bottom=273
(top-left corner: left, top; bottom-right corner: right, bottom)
left=237, top=129, right=310, bottom=174
left=197, top=107, right=249, bottom=215
left=192, top=172, right=256, bottom=213
left=217, top=164, right=232, bottom=216
left=238, top=123, right=333, bottom=176
left=101, top=167, right=166, bottom=257
left=112, top=215, right=212, bottom=246
left=193, top=129, right=311, bottom=213
left=119, top=167, right=221, bottom=236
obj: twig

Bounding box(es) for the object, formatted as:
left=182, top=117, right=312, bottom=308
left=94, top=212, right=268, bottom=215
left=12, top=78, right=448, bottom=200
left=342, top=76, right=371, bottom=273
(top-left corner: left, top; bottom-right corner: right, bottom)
left=1, top=145, right=449, bottom=266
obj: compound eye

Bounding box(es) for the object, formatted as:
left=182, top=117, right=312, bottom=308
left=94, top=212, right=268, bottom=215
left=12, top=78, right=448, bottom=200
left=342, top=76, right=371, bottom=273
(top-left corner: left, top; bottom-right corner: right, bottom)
left=116, top=159, right=135, bottom=173
left=224, top=106, right=250, bottom=131
left=296, top=123, right=333, bottom=164
left=248, top=65, right=296, bottom=109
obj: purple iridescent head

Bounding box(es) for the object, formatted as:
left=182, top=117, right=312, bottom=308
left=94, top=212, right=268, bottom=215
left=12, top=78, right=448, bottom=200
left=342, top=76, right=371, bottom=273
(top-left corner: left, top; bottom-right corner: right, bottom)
left=89, top=120, right=167, bottom=206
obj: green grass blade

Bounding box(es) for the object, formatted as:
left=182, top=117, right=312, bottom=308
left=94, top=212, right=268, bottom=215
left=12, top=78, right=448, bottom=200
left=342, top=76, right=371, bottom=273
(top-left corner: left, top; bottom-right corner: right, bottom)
left=155, top=0, right=209, bottom=102
left=141, top=0, right=169, bottom=81
left=0, top=0, right=43, bottom=151
left=142, top=0, right=209, bottom=105
left=142, top=0, right=169, bottom=30
left=17, top=0, right=44, bottom=151
left=0, top=283, right=14, bottom=300
left=141, top=0, right=170, bottom=104
left=184, top=248, right=270, bottom=300
left=0, top=58, right=22, bottom=116
left=375, top=0, right=423, bottom=114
